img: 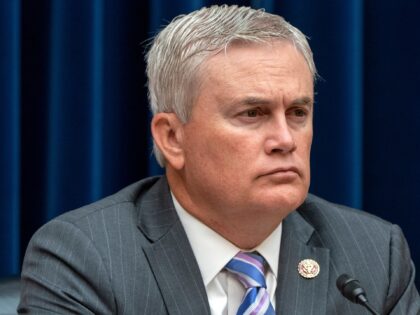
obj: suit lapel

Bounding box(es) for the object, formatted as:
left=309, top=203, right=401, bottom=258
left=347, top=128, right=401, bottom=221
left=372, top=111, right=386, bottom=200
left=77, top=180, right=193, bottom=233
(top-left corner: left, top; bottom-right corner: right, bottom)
left=137, top=177, right=211, bottom=315
left=275, top=204, right=330, bottom=315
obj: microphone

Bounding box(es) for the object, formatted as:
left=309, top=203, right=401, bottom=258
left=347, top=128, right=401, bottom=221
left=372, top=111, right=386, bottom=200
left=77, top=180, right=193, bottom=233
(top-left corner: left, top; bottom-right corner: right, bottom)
left=336, top=274, right=381, bottom=315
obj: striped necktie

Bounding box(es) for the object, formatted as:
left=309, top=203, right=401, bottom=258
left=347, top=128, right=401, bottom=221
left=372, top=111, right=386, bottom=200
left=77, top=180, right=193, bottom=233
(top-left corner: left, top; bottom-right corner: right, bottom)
left=226, top=252, right=275, bottom=315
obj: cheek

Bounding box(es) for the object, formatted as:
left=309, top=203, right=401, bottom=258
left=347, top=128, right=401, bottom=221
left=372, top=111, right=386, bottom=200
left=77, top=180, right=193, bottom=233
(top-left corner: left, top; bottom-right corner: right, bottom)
left=297, top=128, right=313, bottom=154
left=301, top=141, right=312, bottom=161
left=292, top=131, right=312, bottom=172
left=185, top=126, right=258, bottom=178
left=214, top=130, right=264, bottom=169
left=299, top=133, right=313, bottom=181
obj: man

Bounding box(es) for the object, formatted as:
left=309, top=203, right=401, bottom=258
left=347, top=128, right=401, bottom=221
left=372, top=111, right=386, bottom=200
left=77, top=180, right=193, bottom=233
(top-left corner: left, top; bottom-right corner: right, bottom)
left=19, top=5, right=419, bottom=315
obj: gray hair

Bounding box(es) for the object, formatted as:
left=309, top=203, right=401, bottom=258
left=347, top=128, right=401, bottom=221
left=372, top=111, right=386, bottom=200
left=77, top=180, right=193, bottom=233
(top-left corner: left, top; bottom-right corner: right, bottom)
left=146, top=5, right=317, bottom=166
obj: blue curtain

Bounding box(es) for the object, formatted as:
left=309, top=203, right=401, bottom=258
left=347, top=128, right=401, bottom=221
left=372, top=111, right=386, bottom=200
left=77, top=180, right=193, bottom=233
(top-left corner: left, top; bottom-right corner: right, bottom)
left=1, top=0, right=419, bottom=288
left=1, top=0, right=21, bottom=276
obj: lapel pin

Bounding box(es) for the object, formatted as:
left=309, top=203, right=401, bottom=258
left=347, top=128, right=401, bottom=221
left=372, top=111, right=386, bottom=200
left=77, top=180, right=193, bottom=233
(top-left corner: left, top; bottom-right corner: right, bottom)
left=298, top=259, right=320, bottom=279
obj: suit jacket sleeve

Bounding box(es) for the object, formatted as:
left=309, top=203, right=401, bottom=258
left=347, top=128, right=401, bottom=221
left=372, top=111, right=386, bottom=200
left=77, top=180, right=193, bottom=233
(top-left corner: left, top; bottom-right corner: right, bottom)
left=386, top=224, right=419, bottom=314
left=18, top=219, right=116, bottom=314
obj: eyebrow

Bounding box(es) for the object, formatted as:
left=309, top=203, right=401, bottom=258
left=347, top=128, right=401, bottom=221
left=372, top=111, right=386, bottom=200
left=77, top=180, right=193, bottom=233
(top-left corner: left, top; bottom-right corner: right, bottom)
left=237, top=96, right=313, bottom=107
left=239, top=96, right=272, bottom=106
left=291, top=96, right=313, bottom=107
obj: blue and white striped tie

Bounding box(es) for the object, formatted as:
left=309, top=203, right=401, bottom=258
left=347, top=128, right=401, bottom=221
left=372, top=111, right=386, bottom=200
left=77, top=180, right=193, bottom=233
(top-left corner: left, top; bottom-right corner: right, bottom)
left=226, top=252, right=275, bottom=315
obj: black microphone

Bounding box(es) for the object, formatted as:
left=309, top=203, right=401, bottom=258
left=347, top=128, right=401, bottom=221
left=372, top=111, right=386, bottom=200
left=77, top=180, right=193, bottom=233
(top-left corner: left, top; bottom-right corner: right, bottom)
left=336, top=274, right=381, bottom=315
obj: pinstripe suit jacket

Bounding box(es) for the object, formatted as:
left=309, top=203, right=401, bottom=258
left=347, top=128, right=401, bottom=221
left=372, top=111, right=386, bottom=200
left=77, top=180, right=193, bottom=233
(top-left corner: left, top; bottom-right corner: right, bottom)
left=19, top=176, right=419, bottom=314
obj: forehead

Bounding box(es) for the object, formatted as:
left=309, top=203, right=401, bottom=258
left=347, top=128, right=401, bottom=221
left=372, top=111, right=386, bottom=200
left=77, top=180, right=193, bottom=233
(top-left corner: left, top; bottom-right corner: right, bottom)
left=214, top=40, right=308, bottom=70
left=196, top=40, right=313, bottom=101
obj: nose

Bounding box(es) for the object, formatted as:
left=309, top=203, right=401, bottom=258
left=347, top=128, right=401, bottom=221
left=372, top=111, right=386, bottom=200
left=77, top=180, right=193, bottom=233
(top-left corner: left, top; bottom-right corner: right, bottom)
left=264, top=115, right=296, bottom=154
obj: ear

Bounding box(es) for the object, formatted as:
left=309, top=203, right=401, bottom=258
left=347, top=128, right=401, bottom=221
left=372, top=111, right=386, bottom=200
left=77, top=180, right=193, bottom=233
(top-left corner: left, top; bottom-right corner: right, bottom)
left=151, top=113, right=185, bottom=170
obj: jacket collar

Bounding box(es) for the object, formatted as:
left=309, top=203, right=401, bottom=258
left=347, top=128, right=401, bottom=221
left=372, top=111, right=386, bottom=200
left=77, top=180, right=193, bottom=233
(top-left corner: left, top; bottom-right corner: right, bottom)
left=137, top=176, right=211, bottom=315
left=274, top=197, right=330, bottom=315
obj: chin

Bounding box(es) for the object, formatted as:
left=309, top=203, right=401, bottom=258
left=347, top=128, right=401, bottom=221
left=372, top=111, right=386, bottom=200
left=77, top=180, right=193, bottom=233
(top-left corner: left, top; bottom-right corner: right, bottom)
left=254, top=188, right=308, bottom=214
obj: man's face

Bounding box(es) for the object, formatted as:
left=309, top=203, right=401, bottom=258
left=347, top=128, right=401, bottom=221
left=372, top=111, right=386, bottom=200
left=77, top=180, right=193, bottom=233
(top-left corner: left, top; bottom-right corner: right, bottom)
left=180, top=40, right=313, bottom=222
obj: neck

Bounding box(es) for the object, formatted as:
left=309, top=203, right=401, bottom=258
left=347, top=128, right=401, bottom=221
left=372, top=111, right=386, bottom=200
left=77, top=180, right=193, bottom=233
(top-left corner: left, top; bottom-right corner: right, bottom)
left=166, top=168, right=284, bottom=249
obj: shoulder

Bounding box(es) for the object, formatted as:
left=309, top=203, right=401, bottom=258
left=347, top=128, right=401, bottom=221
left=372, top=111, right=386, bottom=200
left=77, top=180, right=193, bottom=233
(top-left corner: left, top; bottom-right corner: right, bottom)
left=19, top=176, right=167, bottom=314
left=299, top=193, right=393, bottom=235
left=24, top=175, right=164, bottom=262
left=26, top=175, right=165, bottom=266
left=297, top=193, right=398, bottom=264
left=296, top=194, right=419, bottom=314
left=52, top=176, right=162, bottom=225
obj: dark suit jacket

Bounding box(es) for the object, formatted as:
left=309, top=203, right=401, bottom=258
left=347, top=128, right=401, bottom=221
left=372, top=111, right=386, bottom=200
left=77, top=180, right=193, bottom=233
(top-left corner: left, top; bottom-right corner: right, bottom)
left=18, top=176, right=419, bottom=314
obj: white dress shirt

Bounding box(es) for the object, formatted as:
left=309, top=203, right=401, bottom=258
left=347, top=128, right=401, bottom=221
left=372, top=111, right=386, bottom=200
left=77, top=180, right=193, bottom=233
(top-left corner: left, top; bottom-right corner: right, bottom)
left=171, top=194, right=282, bottom=315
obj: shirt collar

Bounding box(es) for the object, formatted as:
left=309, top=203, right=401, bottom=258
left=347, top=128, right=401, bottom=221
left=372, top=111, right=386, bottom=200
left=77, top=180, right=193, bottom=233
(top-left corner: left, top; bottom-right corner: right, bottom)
left=171, top=193, right=282, bottom=286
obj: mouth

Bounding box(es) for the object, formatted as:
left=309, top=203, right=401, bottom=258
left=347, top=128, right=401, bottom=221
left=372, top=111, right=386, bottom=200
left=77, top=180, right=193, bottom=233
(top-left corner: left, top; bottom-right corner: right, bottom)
left=258, top=166, right=300, bottom=179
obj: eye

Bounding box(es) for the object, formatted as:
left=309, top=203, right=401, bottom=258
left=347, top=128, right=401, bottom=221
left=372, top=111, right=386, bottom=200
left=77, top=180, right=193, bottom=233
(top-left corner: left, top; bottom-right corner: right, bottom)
left=293, top=108, right=307, bottom=117
left=242, top=108, right=264, bottom=117
left=286, top=107, right=310, bottom=123
left=287, top=107, right=308, bottom=117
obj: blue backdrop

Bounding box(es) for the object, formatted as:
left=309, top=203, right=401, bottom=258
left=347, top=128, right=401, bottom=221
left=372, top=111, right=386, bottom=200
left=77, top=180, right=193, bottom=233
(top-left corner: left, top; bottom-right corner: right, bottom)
left=1, top=0, right=419, bottom=288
